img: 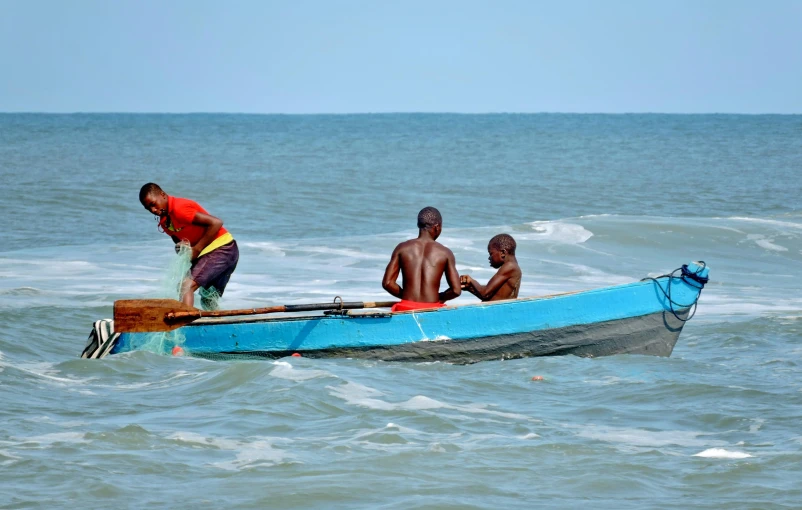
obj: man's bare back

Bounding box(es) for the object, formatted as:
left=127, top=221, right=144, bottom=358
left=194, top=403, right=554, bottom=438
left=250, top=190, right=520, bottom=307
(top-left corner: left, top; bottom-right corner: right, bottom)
left=384, top=238, right=460, bottom=302
left=382, top=207, right=461, bottom=305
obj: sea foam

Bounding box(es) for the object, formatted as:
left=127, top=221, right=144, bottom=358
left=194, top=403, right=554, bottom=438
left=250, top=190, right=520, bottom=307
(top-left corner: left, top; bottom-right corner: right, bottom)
left=525, top=221, right=594, bottom=244
left=693, top=448, right=753, bottom=459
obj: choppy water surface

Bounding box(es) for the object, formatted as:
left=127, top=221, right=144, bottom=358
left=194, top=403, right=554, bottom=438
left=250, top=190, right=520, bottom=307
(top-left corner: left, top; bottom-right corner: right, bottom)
left=1, top=114, right=801, bottom=508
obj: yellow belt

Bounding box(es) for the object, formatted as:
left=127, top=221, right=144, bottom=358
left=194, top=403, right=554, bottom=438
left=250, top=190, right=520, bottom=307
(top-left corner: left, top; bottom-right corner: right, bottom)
left=199, top=232, right=234, bottom=257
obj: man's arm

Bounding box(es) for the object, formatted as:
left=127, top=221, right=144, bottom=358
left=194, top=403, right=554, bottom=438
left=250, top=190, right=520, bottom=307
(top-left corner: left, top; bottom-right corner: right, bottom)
left=382, top=245, right=403, bottom=298
left=189, top=212, right=223, bottom=260
left=438, top=249, right=462, bottom=302
left=461, top=267, right=512, bottom=301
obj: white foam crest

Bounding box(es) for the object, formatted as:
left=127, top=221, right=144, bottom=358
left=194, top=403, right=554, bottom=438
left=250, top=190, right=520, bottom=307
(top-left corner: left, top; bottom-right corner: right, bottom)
left=700, top=299, right=802, bottom=317
left=522, top=221, right=594, bottom=244
left=435, top=236, right=478, bottom=250
left=0, top=250, right=196, bottom=308
left=575, top=425, right=724, bottom=448
left=241, top=241, right=286, bottom=256
left=0, top=295, right=121, bottom=311
left=212, top=440, right=292, bottom=471
left=227, top=283, right=314, bottom=295
left=167, top=432, right=293, bottom=470
left=328, top=382, right=532, bottom=421
left=15, top=432, right=89, bottom=446
left=748, top=235, right=789, bottom=252
left=61, top=420, right=88, bottom=428
left=749, top=419, right=765, bottom=433
left=729, top=217, right=802, bottom=231
left=398, top=395, right=446, bottom=411
left=269, top=361, right=335, bottom=381
left=0, top=449, right=22, bottom=466
left=383, top=422, right=421, bottom=434
left=0, top=286, right=42, bottom=296
left=537, top=259, right=630, bottom=286
left=0, top=258, right=99, bottom=271
left=2, top=361, right=94, bottom=387
left=584, top=376, right=644, bottom=386
left=519, top=282, right=581, bottom=297
left=456, top=265, right=491, bottom=272
left=297, top=246, right=387, bottom=260
left=349, top=423, right=425, bottom=442
left=344, top=426, right=543, bottom=453
left=108, top=370, right=203, bottom=390
left=327, top=381, right=395, bottom=411
left=168, top=431, right=242, bottom=450
left=693, top=448, right=753, bottom=459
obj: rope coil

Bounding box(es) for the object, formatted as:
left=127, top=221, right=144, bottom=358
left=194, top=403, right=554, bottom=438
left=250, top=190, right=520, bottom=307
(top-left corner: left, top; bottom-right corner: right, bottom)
left=641, top=261, right=707, bottom=322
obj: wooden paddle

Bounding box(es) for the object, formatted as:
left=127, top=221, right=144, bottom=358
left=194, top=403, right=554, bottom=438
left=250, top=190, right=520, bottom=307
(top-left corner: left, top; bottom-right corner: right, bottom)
left=114, top=298, right=398, bottom=333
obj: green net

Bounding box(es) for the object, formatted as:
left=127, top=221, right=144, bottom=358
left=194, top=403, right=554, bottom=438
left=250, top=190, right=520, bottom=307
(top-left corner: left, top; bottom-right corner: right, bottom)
left=159, top=243, right=193, bottom=299
left=137, top=244, right=193, bottom=355
left=199, top=286, right=221, bottom=311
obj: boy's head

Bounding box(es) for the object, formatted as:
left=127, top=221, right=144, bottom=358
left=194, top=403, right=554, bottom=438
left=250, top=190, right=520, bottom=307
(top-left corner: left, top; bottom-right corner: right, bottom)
left=487, top=234, right=516, bottom=268
left=417, top=206, right=443, bottom=238
left=139, top=183, right=168, bottom=217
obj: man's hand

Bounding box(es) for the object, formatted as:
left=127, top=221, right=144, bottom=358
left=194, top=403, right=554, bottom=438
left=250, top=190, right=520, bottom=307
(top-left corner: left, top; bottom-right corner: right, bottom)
left=460, top=275, right=474, bottom=289
left=175, top=241, right=190, bottom=255
left=190, top=245, right=201, bottom=261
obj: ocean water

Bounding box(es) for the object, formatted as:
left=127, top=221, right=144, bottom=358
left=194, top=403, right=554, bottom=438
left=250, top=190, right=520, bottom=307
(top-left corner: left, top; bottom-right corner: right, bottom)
left=1, top=113, right=801, bottom=508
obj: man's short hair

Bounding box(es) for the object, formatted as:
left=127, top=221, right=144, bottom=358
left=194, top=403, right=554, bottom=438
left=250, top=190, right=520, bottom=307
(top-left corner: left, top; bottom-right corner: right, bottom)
left=417, top=207, right=442, bottom=229
left=489, top=234, right=516, bottom=255
left=139, top=183, right=164, bottom=203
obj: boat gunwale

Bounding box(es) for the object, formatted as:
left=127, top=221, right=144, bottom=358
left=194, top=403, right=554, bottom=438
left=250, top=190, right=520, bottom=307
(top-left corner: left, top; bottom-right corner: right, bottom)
left=183, top=276, right=677, bottom=328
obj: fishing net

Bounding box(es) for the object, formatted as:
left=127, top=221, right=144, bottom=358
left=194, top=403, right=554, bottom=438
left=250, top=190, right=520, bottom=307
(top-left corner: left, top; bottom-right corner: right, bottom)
left=199, top=286, right=221, bottom=311
left=159, top=242, right=193, bottom=299
left=136, top=244, right=194, bottom=354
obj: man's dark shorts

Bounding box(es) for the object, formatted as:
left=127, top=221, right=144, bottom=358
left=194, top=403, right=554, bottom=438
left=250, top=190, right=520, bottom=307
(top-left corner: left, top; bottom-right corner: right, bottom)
left=190, top=240, right=239, bottom=295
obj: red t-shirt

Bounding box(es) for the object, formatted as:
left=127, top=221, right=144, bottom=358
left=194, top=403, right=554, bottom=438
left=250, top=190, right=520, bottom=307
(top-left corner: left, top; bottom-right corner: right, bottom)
left=159, top=196, right=228, bottom=245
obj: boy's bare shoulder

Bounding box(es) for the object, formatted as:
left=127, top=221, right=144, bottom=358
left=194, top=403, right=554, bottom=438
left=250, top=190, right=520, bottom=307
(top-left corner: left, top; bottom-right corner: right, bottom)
left=503, top=260, right=522, bottom=277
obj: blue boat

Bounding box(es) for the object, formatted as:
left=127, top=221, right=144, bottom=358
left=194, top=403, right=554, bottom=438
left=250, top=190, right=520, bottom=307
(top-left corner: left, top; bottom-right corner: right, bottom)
left=97, top=262, right=709, bottom=363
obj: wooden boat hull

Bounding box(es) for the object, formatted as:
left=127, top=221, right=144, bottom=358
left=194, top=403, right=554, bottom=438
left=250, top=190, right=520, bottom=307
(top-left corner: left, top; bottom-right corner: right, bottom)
left=109, top=262, right=709, bottom=363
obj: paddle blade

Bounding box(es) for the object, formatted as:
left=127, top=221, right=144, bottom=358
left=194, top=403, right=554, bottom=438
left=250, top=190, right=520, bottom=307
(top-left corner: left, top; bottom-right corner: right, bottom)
left=114, top=299, right=200, bottom=333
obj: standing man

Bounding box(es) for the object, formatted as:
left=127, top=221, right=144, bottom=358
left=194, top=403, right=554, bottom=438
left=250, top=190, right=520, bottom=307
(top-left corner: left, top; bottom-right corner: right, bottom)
left=139, top=183, right=238, bottom=310
left=382, top=206, right=461, bottom=312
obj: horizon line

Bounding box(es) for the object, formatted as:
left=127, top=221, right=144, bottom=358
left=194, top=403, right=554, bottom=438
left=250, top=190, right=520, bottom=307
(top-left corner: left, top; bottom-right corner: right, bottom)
left=1, top=111, right=800, bottom=116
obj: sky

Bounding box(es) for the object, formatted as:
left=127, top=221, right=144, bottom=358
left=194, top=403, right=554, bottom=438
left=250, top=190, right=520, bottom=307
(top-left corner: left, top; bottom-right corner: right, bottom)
left=1, top=0, right=800, bottom=113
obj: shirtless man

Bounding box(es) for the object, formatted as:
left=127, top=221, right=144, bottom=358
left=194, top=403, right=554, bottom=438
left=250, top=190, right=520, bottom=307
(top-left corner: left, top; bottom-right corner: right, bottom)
left=382, top=207, right=461, bottom=312
left=460, top=234, right=522, bottom=301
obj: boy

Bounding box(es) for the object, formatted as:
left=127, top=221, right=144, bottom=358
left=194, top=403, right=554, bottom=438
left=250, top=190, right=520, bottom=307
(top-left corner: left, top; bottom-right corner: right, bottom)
left=460, top=234, right=521, bottom=301
left=139, top=183, right=238, bottom=309
left=382, top=206, right=461, bottom=312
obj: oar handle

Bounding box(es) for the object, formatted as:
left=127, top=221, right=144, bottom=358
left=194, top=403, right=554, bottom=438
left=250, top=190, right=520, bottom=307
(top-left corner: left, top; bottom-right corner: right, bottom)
left=168, top=306, right=286, bottom=321
left=166, top=300, right=397, bottom=321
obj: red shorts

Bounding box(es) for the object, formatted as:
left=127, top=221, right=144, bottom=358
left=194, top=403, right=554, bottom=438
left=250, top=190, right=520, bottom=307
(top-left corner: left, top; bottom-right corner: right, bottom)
left=391, top=300, right=446, bottom=312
